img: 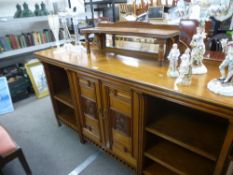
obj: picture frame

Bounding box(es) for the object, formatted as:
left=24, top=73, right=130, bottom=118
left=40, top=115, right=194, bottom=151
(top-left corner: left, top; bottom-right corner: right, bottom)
left=0, top=76, right=14, bottom=115
left=147, top=6, right=164, bottom=20
left=25, top=60, right=48, bottom=98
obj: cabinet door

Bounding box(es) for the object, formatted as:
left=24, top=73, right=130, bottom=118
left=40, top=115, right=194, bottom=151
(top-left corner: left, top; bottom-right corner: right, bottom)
left=102, top=83, right=139, bottom=168
left=75, top=74, right=104, bottom=146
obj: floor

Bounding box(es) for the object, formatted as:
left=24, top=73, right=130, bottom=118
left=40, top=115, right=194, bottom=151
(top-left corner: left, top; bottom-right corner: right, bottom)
left=0, top=96, right=134, bottom=175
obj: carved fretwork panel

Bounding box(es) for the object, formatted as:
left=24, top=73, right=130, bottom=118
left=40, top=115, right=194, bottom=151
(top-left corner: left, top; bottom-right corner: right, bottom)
left=81, top=97, right=97, bottom=119
left=111, top=109, right=131, bottom=136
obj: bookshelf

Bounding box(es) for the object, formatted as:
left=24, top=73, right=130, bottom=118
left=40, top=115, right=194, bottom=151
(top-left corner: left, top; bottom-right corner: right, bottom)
left=0, top=16, right=67, bottom=60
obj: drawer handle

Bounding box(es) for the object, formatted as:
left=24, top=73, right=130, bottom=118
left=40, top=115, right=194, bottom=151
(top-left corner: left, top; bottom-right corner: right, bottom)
left=86, top=125, right=92, bottom=131
left=87, top=81, right=91, bottom=87
left=124, top=147, right=128, bottom=153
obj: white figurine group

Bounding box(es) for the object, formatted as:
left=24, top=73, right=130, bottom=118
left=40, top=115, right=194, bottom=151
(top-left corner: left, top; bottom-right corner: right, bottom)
left=167, top=44, right=192, bottom=85
left=166, top=26, right=233, bottom=96
left=167, top=27, right=208, bottom=86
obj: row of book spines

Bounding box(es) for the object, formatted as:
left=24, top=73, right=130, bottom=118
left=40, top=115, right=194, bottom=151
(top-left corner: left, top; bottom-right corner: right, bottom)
left=0, top=30, right=65, bottom=52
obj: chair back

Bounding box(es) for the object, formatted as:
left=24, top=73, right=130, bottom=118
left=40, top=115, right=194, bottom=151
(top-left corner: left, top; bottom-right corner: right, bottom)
left=179, top=19, right=199, bottom=48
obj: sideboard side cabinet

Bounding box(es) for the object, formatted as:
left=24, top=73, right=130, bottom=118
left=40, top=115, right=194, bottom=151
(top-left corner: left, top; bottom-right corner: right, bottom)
left=43, top=63, right=81, bottom=134
left=141, top=94, right=230, bottom=175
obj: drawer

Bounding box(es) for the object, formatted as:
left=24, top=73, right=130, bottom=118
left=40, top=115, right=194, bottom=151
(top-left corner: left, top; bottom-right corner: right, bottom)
left=79, top=78, right=96, bottom=100
left=109, top=89, right=131, bottom=116
left=112, top=129, right=136, bottom=167
left=84, top=114, right=100, bottom=136
left=112, top=129, right=132, bottom=153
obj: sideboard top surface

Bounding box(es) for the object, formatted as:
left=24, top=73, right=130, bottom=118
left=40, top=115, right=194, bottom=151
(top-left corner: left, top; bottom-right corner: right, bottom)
left=35, top=47, right=233, bottom=112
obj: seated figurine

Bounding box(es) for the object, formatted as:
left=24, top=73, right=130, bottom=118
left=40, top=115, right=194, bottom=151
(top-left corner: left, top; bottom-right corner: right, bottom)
left=176, top=48, right=192, bottom=85
left=207, top=41, right=233, bottom=96
left=167, top=43, right=180, bottom=78
left=34, top=3, right=40, bottom=16
left=21, top=2, right=34, bottom=17
left=219, top=42, right=233, bottom=83
left=39, top=2, right=49, bottom=16
left=14, top=4, right=22, bottom=18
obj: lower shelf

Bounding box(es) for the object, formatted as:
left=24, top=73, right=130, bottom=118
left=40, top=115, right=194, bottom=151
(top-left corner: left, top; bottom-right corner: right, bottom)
left=143, top=162, right=177, bottom=175
left=144, top=140, right=214, bottom=175
left=58, top=108, right=78, bottom=131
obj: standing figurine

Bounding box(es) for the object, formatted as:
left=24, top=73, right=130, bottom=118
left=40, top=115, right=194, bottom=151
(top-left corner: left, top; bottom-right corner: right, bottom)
left=14, top=4, right=22, bottom=18
left=39, top=2, right=49, bottom=16
left=177, top=0, right=186, bottom=18
left=167, top=43, right=180, bottom=77
left=190, top=27, right=207, bottom=74
left=176, top=48, right=192, bottom=85
left=34, top=3, right=40, bottom=16
left=207, top=41, right=233, bottom=96
left=21, top=2, right=34, bottom=17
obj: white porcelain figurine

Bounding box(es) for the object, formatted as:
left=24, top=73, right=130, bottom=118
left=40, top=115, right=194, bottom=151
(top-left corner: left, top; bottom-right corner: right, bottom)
left=207, top=41, right=233, bottom=96
left=176, top=48, right=192, bottom=85
left=190, top=27, right=207, bottom=74
left=167, top=43, right=180, bottom=78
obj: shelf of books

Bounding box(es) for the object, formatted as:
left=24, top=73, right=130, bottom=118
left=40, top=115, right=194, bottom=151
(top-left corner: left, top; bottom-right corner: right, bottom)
left=0, top=29, right=66, bottom=59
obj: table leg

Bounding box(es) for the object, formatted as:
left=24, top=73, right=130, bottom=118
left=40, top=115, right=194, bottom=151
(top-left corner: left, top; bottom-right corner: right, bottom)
left=85, top=34, right=90, bottom=53
left=96, top=33, right=106, bottom=50
left=158, top=39, right=166, bottom=66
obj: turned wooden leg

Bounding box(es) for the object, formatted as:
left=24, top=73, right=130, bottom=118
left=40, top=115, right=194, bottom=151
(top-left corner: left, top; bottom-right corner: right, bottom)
left=85, top=34, right=90, bottom=53
left=158, top=39, right=166, bottom=66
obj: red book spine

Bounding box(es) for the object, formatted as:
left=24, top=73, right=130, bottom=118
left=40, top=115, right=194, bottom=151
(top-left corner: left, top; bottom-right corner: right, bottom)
left=43, top=32, right=47, bottom=43
left=9, top=34, right=18, bottom=49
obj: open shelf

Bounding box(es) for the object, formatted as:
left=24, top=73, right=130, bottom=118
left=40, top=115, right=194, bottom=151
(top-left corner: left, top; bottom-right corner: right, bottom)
left=143, top=162, right=177, bottom=175
left=57, top=101, right=78, bottom=131
left=47, top=64, right=74, bottom=108
left=144, top=95, right=228, bottom=162
left=145, top=111, right=227, bottom=161
left=144, top=140, right=215, bottom=175
left=54, top=90, right=73, bottom=108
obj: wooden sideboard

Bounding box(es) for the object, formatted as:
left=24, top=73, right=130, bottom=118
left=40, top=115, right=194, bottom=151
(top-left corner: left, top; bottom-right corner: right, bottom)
left=35, top=46, right=233, bottom=175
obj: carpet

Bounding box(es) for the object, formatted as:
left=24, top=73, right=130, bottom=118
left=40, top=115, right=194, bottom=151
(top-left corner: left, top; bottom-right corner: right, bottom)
left=0, top=96, right=133, bottom=175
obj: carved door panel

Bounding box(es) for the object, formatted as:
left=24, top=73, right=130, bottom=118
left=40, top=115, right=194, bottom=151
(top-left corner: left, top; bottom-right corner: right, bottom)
left=102, top=83, right=139, bottom=168
left=75, top=74, right=104, bottom=145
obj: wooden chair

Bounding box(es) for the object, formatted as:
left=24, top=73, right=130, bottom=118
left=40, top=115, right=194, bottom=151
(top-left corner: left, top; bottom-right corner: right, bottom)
left=179, top=19, right=213, bottom=52
left=179, top=19, right=199, bottom=51
left=0, top=125, right=32, bottom=175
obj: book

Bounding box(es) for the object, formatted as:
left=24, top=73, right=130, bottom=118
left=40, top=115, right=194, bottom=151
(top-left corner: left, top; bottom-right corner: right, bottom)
left=8, top=34, right=18, bottom=49
left=0, top=36, right=11, bottom=51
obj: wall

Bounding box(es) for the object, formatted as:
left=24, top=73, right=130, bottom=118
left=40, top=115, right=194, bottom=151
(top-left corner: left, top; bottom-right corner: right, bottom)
left=0, top=0, right=68, bottom=17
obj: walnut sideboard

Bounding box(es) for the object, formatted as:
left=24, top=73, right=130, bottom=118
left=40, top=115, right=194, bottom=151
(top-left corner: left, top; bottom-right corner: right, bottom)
left=35, top=47, right=233, bottom=175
